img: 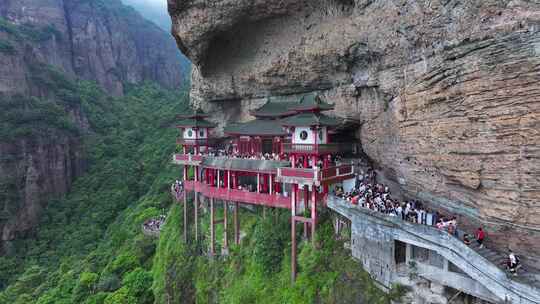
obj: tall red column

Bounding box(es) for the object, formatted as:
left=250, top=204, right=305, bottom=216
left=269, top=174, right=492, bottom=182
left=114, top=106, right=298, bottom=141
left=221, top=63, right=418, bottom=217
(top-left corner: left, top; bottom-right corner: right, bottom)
left=291, top=183, right=298, bottom=282
left=304, top=185, right=309, bottom=239
left=311, top=188, right=317, bottom=243
left=210, top=197, right=215, bottom=256
left=234, top=202, right=240, bottom=245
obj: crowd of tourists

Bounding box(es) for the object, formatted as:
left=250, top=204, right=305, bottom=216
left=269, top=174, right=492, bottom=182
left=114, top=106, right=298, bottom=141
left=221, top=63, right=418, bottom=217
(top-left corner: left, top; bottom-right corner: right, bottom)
left=182, top=148, right=344, bottom=169
left=171, top=180, right=184, bottom=200
left=334, top=168, right=522, bottom=276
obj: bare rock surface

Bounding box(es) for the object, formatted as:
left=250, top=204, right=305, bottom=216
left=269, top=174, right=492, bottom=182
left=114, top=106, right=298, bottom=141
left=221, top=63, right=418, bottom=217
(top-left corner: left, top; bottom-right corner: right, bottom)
left=169, top=0, right=540, bottom=265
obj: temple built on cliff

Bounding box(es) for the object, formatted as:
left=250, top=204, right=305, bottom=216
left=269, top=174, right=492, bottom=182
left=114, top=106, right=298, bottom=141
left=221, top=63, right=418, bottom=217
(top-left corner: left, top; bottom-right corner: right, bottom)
left=172, top=94, right=540, bottom=304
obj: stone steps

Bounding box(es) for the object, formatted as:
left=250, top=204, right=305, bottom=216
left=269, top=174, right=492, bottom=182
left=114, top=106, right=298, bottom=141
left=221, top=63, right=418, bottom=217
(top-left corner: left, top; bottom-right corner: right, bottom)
left=466, top=235, right=540, bottom=289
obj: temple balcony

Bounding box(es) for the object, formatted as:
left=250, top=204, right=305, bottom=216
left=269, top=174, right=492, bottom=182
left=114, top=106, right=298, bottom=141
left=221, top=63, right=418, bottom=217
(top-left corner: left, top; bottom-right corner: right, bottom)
left=281, top=142, right=355, bottom=155
left=173, top=154, right=355, bottom=186
left=276, top=163, right=354, bottom=186
left=172, top=154, right=204, bottom=165
left=176, top=138, right=217, bottom=146
left=183, top=180, right=290, bottom=209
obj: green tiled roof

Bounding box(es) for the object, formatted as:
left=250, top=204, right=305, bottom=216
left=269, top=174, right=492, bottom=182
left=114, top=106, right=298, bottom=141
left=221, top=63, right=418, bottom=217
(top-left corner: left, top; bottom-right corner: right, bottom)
left=251, top=100, right=297, bottom=118
left=224, top=119, right=287, bottom=136
left=281, top=112, right=340, bottom=127
left=176, top=118, right=216, bottom=128
left=291, top=93, right=334, bottom=112
left=177, top=107, right=209, bottom=119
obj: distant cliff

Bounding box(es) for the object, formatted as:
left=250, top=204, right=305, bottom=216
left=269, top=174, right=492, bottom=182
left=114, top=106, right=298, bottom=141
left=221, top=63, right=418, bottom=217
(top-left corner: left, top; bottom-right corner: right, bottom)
left=0, top=0, right=184, bottom=250
left=0, top=0, right=183, bottom=96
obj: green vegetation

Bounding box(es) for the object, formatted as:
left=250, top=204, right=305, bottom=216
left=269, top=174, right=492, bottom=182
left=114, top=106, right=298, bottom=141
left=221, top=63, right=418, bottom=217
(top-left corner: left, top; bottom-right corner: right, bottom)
left=0, top=40, right=16, bottom=55
left=0, top=18, right=62, bottom=42
left=0, top=77, right=188, bottom=303
left=153, top=206, right=406, bottom=304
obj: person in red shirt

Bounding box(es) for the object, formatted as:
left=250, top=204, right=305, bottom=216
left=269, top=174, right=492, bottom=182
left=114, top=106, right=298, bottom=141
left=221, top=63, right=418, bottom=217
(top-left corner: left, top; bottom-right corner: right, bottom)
left=476, top=227, right=485, bottom=248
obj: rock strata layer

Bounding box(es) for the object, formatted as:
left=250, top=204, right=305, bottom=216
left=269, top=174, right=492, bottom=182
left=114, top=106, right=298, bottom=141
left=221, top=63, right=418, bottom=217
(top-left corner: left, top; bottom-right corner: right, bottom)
left=169, top=0, right=540, bottom=265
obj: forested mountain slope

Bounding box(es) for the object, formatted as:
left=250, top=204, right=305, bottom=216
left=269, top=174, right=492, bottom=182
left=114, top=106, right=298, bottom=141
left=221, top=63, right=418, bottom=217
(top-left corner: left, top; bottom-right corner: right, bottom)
left=0, top=0, right=186, bottom=251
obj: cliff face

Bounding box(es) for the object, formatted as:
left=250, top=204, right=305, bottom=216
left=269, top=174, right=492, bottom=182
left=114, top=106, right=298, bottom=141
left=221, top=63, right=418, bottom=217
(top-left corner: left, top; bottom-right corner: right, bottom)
left=168, top=0, right=540, bottom=264
left=1, top=0, right=183, bottom=96
left=0, top=0, right=183, bottom=249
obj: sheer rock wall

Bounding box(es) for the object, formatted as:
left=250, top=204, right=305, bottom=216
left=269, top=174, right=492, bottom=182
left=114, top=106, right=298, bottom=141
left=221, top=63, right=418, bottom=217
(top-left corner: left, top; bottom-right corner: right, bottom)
left=168, top=0, right=540, bottom=265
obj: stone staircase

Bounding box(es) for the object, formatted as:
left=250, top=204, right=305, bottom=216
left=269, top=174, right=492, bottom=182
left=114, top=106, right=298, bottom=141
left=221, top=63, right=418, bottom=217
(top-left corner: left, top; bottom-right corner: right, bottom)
left=328, top=196, right=540, bottom=304
left=465, top=234, right=540, bottom=291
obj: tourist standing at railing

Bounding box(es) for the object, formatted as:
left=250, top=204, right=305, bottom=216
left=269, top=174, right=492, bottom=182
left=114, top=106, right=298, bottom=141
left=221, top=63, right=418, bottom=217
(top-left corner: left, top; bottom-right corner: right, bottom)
left=476, top=227, right=485, bottom=248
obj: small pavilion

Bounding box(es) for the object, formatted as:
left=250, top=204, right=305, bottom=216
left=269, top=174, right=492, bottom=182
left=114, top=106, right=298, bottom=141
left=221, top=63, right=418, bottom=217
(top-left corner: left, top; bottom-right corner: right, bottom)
left=281, top=93, right=340, bottom=169
left=176, top=108, right=216, bottom=154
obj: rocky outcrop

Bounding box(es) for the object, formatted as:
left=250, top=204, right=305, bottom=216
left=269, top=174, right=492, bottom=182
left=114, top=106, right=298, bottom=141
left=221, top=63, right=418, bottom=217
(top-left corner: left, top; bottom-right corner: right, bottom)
left=1, top=0, right=183, bottom=96
left=168, top=0, right=540, bottom=265
left=0, top=0, right=184, bottom=249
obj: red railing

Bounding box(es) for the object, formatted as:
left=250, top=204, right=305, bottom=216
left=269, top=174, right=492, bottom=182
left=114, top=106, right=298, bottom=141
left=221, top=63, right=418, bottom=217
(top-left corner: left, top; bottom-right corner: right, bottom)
left=183, top=181, right=290, bottom=209
left=281, top=143, right=353, bottom=154
left=176, top=138, right=216, bottom=146
left=319, top=164, right=353, bottom=180
left=173, top=154, right=203, bottom=163
left=279, top=167, right=316, bottom=179
left=277, top=163, right=355, bottom=184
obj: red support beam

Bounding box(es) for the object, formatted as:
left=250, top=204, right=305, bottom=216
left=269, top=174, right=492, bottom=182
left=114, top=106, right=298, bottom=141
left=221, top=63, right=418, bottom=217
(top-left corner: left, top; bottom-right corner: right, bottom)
left=183, top=185, right=187, bottom=243
left=311, top=189, right=317, bottom=243
left=223, top=201, right=228, bottom=250
left=291, top=216, right=297, bottom=282
left=210, top=197, right=215, bottom=256
left=234, top=202, right=240, bottom=245
left=194, top=192, right=199, bottom=241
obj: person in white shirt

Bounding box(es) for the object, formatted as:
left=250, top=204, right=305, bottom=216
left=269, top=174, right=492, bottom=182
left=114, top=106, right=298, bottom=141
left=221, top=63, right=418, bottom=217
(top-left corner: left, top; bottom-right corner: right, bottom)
left=396, top=205, right=403, bottom=220
left=508, top=250, right=519, bottom=276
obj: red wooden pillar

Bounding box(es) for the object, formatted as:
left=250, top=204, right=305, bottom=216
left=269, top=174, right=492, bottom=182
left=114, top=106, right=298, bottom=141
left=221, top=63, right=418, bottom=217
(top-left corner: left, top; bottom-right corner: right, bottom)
left=303, top=156, right=308, bottom=168
left=263, top=174, right=269, bottom=193
left=210, top=197, right=215, bottom=256
left=323, top=155, right=329, bottom=195
left=223, top=201, right=228, bottom=250
left=269, top=174, right=274, bottom=195
left=311, top=188, right=317, bottom=242
left=194, top=191, right=199, bottom=241
left=183, top=166, right=188, bottom=242
left=291, top=183, right=298, bottom=282
left=303, top=185, right=309, bottom=239
left=234, top=202, right=240, bottom=245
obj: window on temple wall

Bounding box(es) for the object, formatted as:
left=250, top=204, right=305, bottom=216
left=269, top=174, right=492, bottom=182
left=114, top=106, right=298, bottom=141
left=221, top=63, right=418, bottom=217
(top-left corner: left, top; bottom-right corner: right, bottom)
left=318, top=129, right=324, bottom=141
left=199, top=130, right=205, bottom=137
left=187, top=129, right=193, bottom=137
left=300, top=130, right=308, bottom=140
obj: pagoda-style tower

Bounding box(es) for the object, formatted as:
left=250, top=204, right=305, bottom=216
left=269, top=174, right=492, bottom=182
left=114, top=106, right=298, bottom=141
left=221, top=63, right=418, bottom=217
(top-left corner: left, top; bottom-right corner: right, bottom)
left=224, top=99, right=297, bottom=156
left=176, top=108, right=216, bottom=154
left=281, top=93, right=339, bottom=168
